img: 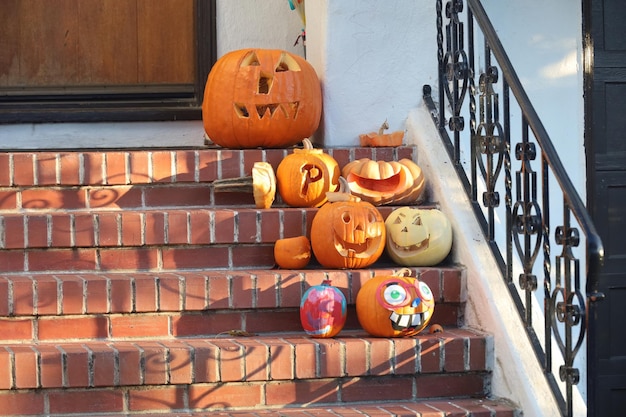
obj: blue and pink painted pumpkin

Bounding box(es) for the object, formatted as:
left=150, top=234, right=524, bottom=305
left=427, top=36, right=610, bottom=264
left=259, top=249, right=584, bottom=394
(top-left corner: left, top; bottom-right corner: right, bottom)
left=299, top=279, right=347, bottom=338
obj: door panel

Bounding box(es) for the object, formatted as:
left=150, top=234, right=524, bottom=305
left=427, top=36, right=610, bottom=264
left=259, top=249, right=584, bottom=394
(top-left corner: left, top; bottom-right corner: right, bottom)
left=0, top=0, right=194, bottom=88
left=586, top=0, right=626, bottom=415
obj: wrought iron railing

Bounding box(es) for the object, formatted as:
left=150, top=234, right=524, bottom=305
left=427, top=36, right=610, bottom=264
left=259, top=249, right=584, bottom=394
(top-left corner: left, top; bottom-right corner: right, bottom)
left=423, top=1, right=604, bottom=416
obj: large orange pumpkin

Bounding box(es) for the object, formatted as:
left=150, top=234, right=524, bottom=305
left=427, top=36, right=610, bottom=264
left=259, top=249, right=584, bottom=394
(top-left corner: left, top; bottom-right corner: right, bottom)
left=276, top=139, right=340, bottom=207
left=356, top=268, right=435, bottom=337
left=310, top=178, right=386, bottom=269
left=202, top=48, right=322, bottom=149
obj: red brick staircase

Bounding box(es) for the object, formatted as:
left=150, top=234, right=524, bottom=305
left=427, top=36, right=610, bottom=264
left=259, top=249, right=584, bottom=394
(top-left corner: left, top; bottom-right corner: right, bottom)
left=0, top=146, right=518, bottom=416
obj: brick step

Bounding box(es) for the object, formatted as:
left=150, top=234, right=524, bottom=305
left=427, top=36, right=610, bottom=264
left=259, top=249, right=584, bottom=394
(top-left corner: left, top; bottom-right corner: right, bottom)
left=0, top=329, right=488, bottom=389
left=0, top=206, right=403, bottom=250
left=0, top=146, right=414, bottom=188
left=0, top=389, right=518, bottom=417
left=63, top=399, right=519, bottom=417
left=0, top=330, right=503, bottom=416
left=0, top=204, right=427, bottom=272
left=0, top=146, right=417, bottom=211
left=0, top=268, right=464, bottom=341
left=0, top=206, right=318, bottom=250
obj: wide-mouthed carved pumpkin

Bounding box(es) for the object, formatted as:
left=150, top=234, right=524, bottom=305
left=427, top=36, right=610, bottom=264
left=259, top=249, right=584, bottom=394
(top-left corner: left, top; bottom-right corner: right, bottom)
left=356, top=268, right=435, bottom=337
left=385, top=207, right=453, bottom=266
left=202, top=48, right=322, bottom=149
left=342, top=158, right=425, bottom=205
left=276, top=139, right=340, bottom=207
left=310, top=178, right=386, bottom=269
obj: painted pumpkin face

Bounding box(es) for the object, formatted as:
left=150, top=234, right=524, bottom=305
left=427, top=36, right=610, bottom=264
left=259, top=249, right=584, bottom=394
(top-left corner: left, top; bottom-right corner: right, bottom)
left=356, top=270, right=435, bottom=337
left=202, top=48, right=322, bottom=149
left=385, top=207, right=453, bottom=266
left=300, top=280, right=347, bottom=338
left=311, top=197, right=386, bottom=269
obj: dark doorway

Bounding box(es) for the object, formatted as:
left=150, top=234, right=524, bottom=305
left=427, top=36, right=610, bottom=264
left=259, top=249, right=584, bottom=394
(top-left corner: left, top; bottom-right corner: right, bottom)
left=584, top=0, right=626, bottom=415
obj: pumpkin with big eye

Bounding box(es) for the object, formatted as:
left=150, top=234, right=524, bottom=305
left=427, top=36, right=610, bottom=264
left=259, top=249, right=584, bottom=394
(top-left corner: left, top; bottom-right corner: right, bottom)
left=202, top=48, right=322, bottom=149
left=310, top=178, right=386, bottom=269
left=276, top=138, right=340, bottom=207
left=385, top=207, right=453, bottom=266
left=356, top=268, right=435, bottom=337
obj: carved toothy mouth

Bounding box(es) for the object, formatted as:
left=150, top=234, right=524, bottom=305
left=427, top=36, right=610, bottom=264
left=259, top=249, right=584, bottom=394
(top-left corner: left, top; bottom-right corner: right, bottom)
left=234, top=102, right=300, bottom=120
left=390, top=238, right=430, bottom=253
left=389, top=310, right=431, bottom=331
left=334, top=238, right=382, bottom=258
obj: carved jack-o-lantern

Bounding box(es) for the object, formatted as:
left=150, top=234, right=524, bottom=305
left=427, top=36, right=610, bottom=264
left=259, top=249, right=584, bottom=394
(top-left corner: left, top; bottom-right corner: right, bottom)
left=356, top=268, right=435, bottom=337
left=277, top=139, right=340, bottom=207
left=310, top=178, right=386, bottom=269
left=342, top=158, right=425, bottom=206
left=202, top=48, right=322, bottom=149
left=385, top=207, right=453, bottom=266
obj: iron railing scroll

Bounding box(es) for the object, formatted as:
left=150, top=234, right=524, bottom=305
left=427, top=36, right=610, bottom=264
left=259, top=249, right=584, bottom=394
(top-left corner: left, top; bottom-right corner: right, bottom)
left=424, top=1, right=604, bottom=416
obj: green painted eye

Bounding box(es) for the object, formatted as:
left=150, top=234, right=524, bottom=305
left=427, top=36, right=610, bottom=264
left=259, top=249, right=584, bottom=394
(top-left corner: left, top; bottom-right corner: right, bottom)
left=383, top=284, right=407, bottom=306
left=418, top=281, right=433, bottom=301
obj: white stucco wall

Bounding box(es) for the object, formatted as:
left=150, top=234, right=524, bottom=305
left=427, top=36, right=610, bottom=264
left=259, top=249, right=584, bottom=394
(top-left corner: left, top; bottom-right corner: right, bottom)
left=306, top=0, right=437, bottom=148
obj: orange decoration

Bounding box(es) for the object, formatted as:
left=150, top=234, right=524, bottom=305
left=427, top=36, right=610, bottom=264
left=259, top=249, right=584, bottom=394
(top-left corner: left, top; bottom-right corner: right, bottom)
left=276, top=138, right=340, bottom=207
left=274, top=236, right=312, bottom=269
left=202, top=48, right=322, bottom=149
left=359, top=120, right=404, bottom=147
left=429, top=324, right=444, bottom=334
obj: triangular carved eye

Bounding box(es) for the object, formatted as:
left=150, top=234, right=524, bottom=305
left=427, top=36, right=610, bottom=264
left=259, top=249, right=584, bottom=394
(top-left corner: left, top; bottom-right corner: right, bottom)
left=234, top=103, right=249, bottom=118
left=393, top=213, right=406, bottom=224
left=241, top=51, right=260, bottom=67
left=275, top=52, right=301, bottom=72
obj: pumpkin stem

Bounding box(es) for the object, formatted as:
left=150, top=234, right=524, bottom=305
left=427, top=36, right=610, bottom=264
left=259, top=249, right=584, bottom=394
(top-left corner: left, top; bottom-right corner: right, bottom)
left=212, top=161, right=276, bottom=209
left=302, top=138, right=314, bottom=150
left=378, top=119, right=390, bottom=136
left=325, top=177, right=361, bottom=203
left=394, top=268, right=413, bottom=277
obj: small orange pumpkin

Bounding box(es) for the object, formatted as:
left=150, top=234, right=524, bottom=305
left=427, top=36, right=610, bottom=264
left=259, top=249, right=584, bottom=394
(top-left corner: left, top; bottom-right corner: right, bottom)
left=342, top=158, right=425, bottom=205
left=356, top=268, right=435, bottom=337
left=274, top=235, right=311, bottom=269
left=359, top=120, right=404, bottom=147
left=202, top=48, right=322, bottom=149
left=276, top=139, right=340, bottom=207
left=310, top=178, right=386, bottom=269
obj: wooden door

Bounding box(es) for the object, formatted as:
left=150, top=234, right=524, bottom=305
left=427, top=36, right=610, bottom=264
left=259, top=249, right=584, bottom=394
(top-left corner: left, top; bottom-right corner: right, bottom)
left=0, top=0, right=215, bottom=123
left=584, top=0, right=626, bottom=415
left=0, top=0, right=194, bottom=87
